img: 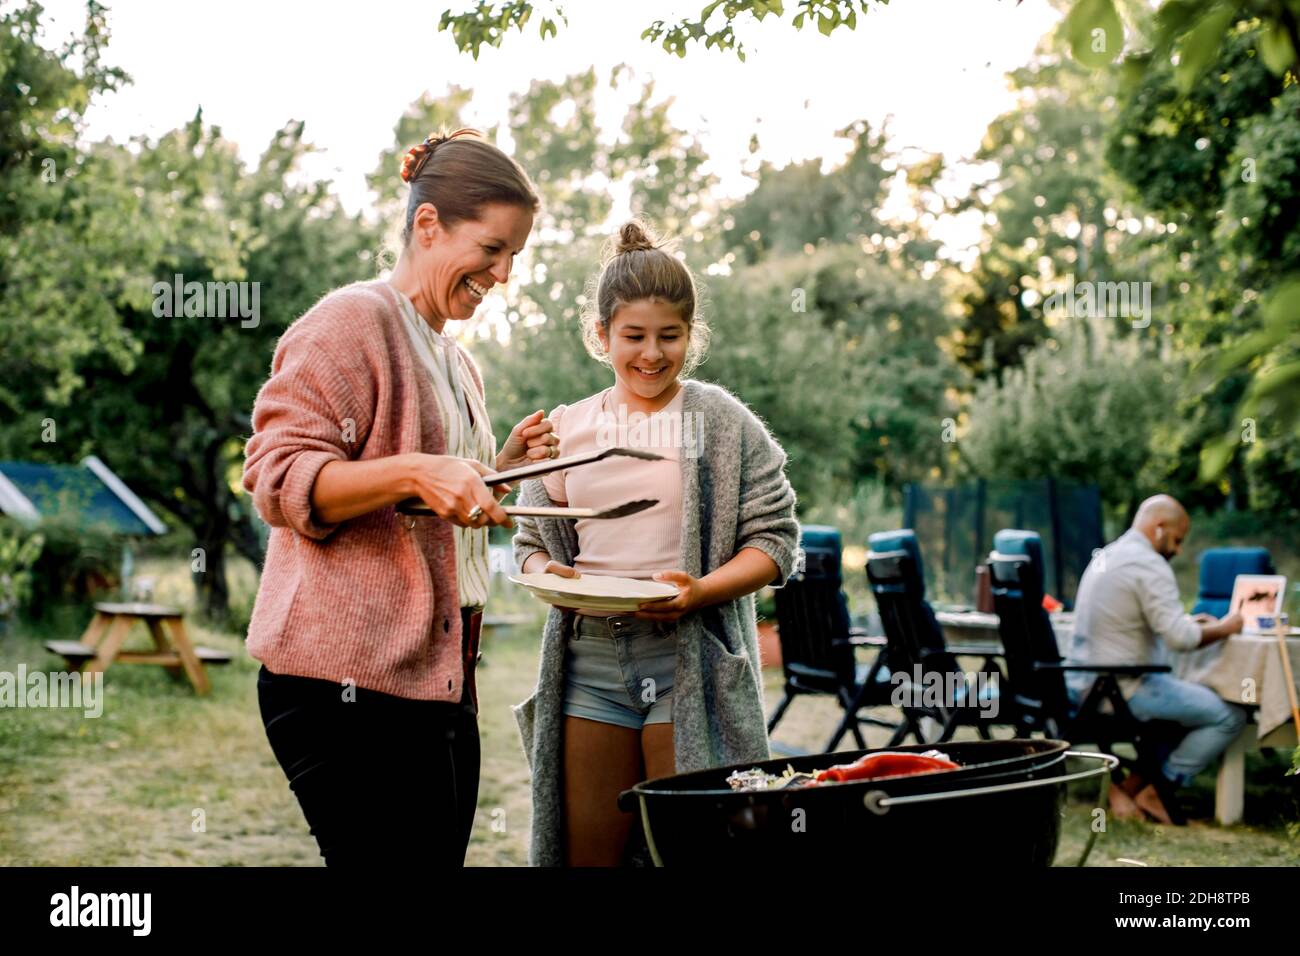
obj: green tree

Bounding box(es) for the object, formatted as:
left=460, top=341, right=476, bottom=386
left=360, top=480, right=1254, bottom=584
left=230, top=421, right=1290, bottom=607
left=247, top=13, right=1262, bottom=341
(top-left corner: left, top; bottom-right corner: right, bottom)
left=1105, top=23, right=1300, bottom=510
left=701, top=245, right=963, bottom=504
left=0, top=0, right=132, bottom=412
left=722, top=120, right=893, bottom=265
left=961, top=320, right=1175, bottom=514
left=2, top=78, right=380, bottom=619
left=1061, top=0, right=1300, bottom=494
left=952, top=41, right=1146, bottom=377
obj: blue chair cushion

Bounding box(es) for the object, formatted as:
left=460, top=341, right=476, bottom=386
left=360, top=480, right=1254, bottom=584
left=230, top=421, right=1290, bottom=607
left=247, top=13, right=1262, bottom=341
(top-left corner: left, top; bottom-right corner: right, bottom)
left=992, top=529, right=1046, bottom=598
left=992, top=529, right=1043, bottom=568
left=1192, top=547, right=1274, bottom=617
left=797, top=524, right=843, bottom=582
left=867, top=529, right=924, bottom=581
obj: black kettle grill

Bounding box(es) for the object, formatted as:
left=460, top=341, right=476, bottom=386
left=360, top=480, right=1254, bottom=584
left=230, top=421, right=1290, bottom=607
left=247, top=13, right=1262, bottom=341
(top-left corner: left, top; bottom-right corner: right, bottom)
left=617, top=738, right=1116, bottom=867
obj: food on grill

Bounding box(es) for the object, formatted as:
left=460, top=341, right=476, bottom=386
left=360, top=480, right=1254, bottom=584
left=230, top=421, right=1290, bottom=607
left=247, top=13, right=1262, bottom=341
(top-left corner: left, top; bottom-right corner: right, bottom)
left=725, top=750, right=958, bottom=792
left=725, top=765, right=815, bottom=792
left=725, top=767, right=786, bottom=791
left=813, top=750, right=959, bottom=783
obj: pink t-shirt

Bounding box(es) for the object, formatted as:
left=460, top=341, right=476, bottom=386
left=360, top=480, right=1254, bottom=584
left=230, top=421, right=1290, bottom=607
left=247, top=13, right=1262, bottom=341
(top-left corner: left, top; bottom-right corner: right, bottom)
left=541, top=385, right=685, bottom=612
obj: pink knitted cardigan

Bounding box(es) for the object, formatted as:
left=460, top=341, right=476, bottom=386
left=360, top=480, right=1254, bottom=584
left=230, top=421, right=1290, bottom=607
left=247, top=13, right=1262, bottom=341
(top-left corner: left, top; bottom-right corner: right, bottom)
left=242, top=279, right=484, bottom=701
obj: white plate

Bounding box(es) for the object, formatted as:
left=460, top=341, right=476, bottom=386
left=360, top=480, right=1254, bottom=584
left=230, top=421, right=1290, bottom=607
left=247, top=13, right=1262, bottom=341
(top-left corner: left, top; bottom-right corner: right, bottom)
left=508, top=572, right=678, bottom=611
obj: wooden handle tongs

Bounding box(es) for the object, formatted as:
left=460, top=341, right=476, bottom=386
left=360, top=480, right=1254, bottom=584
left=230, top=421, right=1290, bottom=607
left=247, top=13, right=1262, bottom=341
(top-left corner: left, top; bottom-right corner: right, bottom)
left=395, top=446, right=664, bottom=519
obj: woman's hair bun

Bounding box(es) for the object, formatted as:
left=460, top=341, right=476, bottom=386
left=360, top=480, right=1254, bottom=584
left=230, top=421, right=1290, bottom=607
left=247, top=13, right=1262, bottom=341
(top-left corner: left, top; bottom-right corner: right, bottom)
left=616, top=219, right=657, bottom=254
left=399, top=127, right=483, bottom=184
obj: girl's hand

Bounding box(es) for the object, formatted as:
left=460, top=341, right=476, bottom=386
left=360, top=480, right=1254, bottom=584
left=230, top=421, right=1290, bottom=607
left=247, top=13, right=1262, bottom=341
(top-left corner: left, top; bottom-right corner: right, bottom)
left=540, top=560, right=582, bottom=611
left=542, top=560, right=580, bottom=580
left=497, top=409, right=559, bottom=472
left=634, top=570, right=706, bottom=623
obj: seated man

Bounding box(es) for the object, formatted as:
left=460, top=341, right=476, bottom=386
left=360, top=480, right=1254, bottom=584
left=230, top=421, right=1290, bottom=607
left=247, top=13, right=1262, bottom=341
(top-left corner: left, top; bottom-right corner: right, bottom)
left=1068, top=494, right=1245, bottom=823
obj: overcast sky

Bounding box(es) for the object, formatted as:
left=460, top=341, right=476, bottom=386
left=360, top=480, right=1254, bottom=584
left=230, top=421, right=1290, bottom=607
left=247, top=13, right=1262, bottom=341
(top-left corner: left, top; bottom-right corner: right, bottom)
left=38, top=0, right=1062, bottom=254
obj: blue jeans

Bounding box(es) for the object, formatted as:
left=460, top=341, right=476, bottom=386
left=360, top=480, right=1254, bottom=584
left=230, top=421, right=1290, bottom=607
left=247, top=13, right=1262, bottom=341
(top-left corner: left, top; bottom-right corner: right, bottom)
left=1124, top=673, right=1249, bottom=786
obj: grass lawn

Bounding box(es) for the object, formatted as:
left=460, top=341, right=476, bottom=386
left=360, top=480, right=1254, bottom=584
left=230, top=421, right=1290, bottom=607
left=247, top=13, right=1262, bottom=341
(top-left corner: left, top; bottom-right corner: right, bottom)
left=1, top=562, right=1296, bottom=866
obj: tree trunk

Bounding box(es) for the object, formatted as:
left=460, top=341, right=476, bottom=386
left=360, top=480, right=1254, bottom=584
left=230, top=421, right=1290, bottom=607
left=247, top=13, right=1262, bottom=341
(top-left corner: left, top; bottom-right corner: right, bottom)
left=193, top=528, right=231, bottom=626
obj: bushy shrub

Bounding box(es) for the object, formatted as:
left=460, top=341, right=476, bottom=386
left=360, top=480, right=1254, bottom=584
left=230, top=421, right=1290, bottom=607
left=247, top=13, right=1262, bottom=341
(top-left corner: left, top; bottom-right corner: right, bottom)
left=961, top=320, right=1175, bottom=511
left=0, top=519, right=45, bottom=620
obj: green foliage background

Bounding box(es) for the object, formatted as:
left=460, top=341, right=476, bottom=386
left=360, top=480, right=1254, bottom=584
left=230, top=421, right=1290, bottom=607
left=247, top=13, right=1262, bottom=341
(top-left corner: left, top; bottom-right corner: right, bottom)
left=2, top=0, right=1298, bottom=619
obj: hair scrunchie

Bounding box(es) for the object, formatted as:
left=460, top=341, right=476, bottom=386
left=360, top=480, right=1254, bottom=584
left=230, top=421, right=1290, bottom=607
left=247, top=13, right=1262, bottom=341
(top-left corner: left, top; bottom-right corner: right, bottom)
left=399, top=128, right=482, bottom=183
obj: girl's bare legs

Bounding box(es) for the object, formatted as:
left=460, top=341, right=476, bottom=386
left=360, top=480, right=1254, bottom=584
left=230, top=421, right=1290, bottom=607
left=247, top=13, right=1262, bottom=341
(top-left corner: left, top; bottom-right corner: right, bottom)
left=562, top=717, right=677, bottom=865
left=641, top=722, right=674, bottom=780
left=563, top=716, right=642, bottom=866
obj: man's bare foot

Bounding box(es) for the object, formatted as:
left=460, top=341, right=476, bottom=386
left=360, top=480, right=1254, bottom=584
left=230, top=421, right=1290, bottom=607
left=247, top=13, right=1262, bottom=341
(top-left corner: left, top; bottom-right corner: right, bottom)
left=1134, top=783, right=1175, bottom=825
left=1120, top=773, right=1144, bottom=797
left=1108, top=784, right=1144, bottom=821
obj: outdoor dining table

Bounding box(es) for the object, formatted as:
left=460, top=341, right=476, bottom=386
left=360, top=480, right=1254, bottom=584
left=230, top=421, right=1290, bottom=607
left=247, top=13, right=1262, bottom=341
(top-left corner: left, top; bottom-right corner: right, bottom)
left=1172, top=631, right=1300, bottom=824
left=934, top=608, right=1299, bottom=824
left=935, top=609, right=1076, bottom=647
left=44, top=602, right=231, bottom=695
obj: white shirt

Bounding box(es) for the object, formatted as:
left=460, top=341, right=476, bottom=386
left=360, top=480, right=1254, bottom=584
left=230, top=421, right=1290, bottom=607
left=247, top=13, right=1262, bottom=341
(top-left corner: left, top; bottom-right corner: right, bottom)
left=1068, top=527, right=1203, bottom=695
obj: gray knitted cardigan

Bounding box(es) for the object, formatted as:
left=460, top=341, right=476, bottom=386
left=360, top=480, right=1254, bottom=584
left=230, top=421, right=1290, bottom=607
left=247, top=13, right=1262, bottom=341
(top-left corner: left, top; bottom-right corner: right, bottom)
left=510, top=378, right=800, bottom=867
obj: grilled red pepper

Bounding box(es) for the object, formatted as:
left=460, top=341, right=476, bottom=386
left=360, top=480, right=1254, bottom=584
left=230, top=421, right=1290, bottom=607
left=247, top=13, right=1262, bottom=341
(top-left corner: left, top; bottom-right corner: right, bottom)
left=814, top=751, right=959, bottom=783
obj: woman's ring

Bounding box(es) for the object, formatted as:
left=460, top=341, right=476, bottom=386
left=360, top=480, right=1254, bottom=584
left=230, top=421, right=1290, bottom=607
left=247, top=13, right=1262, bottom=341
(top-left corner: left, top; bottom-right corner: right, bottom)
left=549, top=445, right=559, bottom=459
left=467, top=505, right=484, bottom=522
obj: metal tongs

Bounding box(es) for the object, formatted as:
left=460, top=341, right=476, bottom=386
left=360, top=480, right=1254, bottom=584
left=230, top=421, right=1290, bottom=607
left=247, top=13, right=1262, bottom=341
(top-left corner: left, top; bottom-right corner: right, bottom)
left=395, top=446, right=664, bottom=519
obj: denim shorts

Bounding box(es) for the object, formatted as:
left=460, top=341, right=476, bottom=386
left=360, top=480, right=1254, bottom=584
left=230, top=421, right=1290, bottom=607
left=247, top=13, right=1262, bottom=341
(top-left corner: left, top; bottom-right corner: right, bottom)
left=563, top=614, right=678, bottom=730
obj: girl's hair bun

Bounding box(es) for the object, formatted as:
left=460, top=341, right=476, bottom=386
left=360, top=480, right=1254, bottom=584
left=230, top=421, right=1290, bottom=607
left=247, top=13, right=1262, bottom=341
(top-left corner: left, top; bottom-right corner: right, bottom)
left=616, top=219, right=657, bottom=254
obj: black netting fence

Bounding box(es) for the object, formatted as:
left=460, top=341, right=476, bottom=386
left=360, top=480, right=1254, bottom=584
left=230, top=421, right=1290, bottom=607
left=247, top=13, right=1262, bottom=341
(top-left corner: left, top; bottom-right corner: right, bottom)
left=902, top=478, right=1103, bottom=609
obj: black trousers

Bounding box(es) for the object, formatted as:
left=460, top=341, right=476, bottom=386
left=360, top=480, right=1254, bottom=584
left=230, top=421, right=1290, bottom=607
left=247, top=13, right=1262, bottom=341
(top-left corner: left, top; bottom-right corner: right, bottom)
left=257, top=610, right=482, bottom=867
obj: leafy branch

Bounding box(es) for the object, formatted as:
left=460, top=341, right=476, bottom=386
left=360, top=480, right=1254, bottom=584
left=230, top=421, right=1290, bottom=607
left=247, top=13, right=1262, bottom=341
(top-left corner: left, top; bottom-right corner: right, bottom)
left=437, top=0, right=888, bottom=60
left=437, top=0, right=567, bottom=59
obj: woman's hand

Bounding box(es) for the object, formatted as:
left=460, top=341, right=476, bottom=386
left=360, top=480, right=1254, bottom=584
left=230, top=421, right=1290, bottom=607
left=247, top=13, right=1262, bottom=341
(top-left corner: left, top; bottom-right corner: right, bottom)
left=634, top=570, right=707, bottom=623
left=497, top=409, right=559, bottom=472
left=403, top=454, right=512, bottom=529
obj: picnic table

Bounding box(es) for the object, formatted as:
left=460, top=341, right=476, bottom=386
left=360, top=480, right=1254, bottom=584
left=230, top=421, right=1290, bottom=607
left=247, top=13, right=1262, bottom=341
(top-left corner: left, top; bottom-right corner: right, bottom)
left=934, top=608, right=1299, bottom=824
left=45, top=602, right=231, bottom=695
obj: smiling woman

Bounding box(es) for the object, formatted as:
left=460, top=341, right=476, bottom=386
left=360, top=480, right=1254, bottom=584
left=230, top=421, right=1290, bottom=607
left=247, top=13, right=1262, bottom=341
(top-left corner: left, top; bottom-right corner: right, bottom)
left=241, top=128, right=560, bottom=868
left=392, top=129, right=536, bottom=328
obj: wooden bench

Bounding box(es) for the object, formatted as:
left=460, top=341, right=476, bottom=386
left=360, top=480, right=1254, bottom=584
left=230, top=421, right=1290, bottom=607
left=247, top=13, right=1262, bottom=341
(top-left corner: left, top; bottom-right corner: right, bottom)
left=45, top=639, right=233, bottom=667
left=44, top=602, right=232, bottom=695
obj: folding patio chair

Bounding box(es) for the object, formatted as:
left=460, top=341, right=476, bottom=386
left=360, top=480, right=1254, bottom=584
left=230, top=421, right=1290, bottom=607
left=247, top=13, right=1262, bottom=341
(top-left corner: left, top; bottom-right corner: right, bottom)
left=767, top=525, right=898, bottom=751
left=865, top=529, right=1007, bottom=745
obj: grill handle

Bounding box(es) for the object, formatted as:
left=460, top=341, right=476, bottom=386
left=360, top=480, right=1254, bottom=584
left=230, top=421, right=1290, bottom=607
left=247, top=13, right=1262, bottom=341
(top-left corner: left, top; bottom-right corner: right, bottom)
left=863, top=750, right=1118, bottom=814
left=617, top=750, right=1112, bottom=815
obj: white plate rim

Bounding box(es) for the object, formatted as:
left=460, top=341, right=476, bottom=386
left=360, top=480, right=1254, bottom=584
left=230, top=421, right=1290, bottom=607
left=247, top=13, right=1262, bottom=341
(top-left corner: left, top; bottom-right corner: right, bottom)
left=508, top=573, right=677, bottom=607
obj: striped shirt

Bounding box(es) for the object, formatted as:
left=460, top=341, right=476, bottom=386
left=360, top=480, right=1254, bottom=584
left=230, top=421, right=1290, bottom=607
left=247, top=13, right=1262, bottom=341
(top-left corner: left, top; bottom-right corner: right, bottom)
left=392, top=287, right=495, bottom=609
